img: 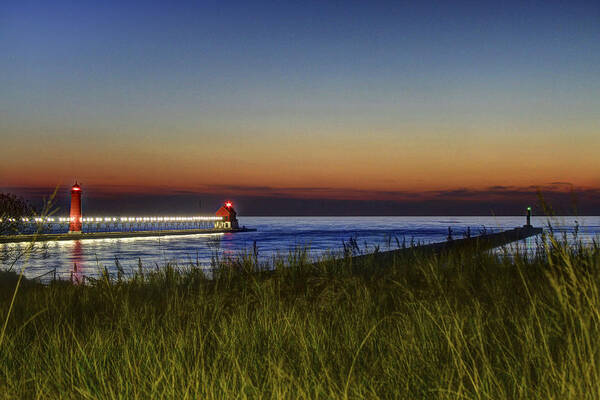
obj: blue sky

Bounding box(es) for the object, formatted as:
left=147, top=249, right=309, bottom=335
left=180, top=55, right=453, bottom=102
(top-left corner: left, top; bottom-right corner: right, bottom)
left=1, top=0, right=599, bottom=214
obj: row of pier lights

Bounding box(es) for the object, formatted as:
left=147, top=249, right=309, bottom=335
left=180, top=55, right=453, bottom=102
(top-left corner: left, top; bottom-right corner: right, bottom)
left=65, top=182, right=239, bottom=233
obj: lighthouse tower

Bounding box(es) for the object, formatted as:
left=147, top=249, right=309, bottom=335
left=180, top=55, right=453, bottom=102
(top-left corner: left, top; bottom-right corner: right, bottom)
left=68, top=182, right=82, bottom=233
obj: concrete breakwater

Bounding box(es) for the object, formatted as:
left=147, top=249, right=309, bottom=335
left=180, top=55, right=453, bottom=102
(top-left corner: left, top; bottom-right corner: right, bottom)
left=0, top=227, right=256, bottom=244
left=351, top=225, right=544, bottom=262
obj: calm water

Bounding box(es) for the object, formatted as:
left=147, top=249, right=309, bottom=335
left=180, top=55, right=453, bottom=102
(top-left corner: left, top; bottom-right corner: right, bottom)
left=2, top=216, right=599, bottom=282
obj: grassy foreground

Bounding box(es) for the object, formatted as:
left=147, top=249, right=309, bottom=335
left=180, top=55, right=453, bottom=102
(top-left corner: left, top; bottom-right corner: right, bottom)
left=1, top=236, right=600, bottom=399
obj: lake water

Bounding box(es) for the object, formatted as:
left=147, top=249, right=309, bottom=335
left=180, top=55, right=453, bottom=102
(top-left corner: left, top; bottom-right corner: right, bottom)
left=2, top=216, right=598, bottom=282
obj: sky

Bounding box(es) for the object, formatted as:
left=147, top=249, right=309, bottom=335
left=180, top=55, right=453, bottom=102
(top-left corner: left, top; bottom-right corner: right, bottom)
left=1, top=0, right=599, bottom=215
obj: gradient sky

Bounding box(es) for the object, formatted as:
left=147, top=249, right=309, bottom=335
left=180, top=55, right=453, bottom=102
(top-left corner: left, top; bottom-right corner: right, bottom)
left=1, top=0, right=599, bottom=214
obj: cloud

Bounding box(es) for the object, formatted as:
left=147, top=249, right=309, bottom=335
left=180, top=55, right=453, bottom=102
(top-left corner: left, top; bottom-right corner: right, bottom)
left=2, top=182, right=599, bottom=215
left=548, top=182, right=573, bottom=186
left=487, top=185, right=513, bottom=191
left=2, top=182, right=597, bottom=201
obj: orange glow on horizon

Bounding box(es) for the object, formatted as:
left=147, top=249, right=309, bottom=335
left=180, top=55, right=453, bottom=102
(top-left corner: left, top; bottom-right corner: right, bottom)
left=1, top=123, right=598, bottom=198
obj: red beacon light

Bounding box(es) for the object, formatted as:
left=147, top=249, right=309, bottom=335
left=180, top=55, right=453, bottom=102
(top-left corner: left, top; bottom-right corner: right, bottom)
left=225, top=201, right=233, bottom=208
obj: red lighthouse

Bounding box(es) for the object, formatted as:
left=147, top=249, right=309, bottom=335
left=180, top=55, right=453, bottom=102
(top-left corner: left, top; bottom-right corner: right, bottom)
left=68, top=182, right=82, bottom=233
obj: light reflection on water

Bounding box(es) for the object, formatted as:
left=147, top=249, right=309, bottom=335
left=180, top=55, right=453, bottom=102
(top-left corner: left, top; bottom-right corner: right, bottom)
left=1, top=216, right=598, bottom=282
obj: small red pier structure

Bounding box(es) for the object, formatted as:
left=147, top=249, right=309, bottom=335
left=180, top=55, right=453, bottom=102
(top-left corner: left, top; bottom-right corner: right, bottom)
left=214, top=201, right=239, bottom=229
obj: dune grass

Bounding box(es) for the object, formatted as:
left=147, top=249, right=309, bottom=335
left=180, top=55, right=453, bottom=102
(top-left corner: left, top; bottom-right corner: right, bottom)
left=1, top=234, right=600, bottom=399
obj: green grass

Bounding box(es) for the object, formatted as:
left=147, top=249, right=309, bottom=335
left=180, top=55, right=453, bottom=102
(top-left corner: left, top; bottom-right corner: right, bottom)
left=1, top=236, right=600, bottom=399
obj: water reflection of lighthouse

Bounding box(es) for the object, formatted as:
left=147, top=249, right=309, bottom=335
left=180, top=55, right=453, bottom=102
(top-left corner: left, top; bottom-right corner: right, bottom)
left=70, top=240, right=84, bottom=283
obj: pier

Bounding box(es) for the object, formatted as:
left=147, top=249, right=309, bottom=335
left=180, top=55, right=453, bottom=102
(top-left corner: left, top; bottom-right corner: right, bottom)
left=0, top=183, right=255, bottom=244
left=352, top=224, right=543, bottom=263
